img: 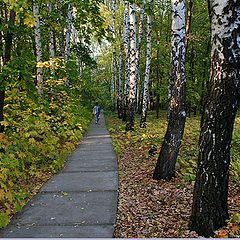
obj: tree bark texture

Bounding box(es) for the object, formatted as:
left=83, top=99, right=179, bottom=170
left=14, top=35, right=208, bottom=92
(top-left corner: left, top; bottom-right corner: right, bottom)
left=135, top=0, right=146, bottom=110
left=65, top=3, right=73, bottom=62
left=111, top=0, right=117, bottom=110
left=33, top=2, right=44, bottom=95
left=140, top=0, right=153, bottom=128
left=126, top=3, right=137, bottom=131
left=122, top=0, right=130, bottom=121
left=153, top=0, right=186, bottom=180
left=118, top=43, right=124, bottom=119
left=48, top=1, right=55, bottom=59
left=0, top=10, right=16, bottom=133
left=190, top=1, right=240, bottom=237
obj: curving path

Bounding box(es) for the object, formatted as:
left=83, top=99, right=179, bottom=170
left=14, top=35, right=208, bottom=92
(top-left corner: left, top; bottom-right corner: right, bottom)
left=0, top=114, right=118, bottom=238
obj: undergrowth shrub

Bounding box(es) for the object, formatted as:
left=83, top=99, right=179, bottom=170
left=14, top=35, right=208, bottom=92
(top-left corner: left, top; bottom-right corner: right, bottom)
left=0, top=86, right=92, bottom=228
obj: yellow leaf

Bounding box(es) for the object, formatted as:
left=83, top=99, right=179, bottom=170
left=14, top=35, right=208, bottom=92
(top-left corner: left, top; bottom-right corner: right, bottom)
left=24, top=14, right=36, bottom=28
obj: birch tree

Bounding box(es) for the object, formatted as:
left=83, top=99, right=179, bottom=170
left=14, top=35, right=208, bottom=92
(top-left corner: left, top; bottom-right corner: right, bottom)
left=126, top=3, right=137, bottom=131
left=33, top=0, right=44, bottom=95
left=111, top=0, right=117, bottom=109
left=0, top=9, right=16, bottom=133
left=153, top=0, right=186, bottom=180
left=48, top=1, right=55, bottom=59
left=135, top=0, right=146, bottom=112
left=118, top=29, right=124, bottom=119
left=58, top=0, right=65, bottom=57
left=122, top=0, right=130, bottom=121
left=140, top=0, right=153, bottom=128
left=65, top=3, right=73, bottom=62
left=190, top=0, right=240, bottom=237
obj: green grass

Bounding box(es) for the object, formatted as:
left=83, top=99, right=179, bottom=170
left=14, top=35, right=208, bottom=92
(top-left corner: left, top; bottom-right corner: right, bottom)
left=106, top=111, right=240, bottom=183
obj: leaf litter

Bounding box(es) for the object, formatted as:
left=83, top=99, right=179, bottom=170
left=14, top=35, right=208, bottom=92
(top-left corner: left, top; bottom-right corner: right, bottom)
left=107, top=114, right=240, bottom=238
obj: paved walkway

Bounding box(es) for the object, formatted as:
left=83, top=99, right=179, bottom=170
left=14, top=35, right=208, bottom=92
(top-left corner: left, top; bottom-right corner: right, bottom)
left=0, top=114, right=118, bottom=238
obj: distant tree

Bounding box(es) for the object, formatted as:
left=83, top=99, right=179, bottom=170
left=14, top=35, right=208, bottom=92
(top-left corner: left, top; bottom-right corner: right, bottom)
left=122, top=0, right=130, bottom=122
left=111, top=0, right=117, bottom=110
left=135, top=0, right=146, bottom=113
left=153, top=0, right=186, bottom=180
left=140, top=0, right=153, bottom=128
left=65, top=3, right=73, bottom=63
left=126, top=3, right=137, bottom=131
left=190, top=0, right=240, bottom=237
left=33, top=0, right=44, bottom=95
left=0, top=8, right=16, bottom=133
left=48, top=1, right=55, bottom=60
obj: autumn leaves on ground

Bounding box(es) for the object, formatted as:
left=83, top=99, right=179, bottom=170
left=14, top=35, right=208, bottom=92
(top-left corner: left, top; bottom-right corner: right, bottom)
left=106, top=112, right=240, bottom=238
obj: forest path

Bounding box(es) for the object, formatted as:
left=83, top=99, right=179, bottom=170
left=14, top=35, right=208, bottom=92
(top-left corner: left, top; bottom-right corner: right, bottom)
left=0, top=114, right=118, bottom=238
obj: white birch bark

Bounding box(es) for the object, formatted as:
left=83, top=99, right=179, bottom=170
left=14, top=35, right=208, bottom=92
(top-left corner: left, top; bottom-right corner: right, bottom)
left=168, top=0, right=186, bottom=112
left=48, top=1, right=55, bottom=59
left=135, top=0, right=146, bottom=109
left=118, top=43, right=124, bottom=118
left=140, top=0, right=153, bottom=127
left=65, top=3, right=73, bottom=62
left=126, top=3, right=137, bottom=131
left=111, top=0, right=117, bottom=107
left=59, top=0, right=65, bottom=57
left=123, top=1, right=130, bottom=96
left=33, top=1, right=43, bottom=95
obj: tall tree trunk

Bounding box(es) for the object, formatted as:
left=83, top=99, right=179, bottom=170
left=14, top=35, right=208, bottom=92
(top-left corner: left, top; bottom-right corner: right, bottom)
left=122, top=0, right=130, bottom=122
left=48, top=1, right=56, bottom=103
left=135, top=0, right=146, bottom=112
left=65, top=3, right=73, bottom=62
left=190, top=1, right=240, bottom=237
left=199, top=39, right=211, bottom=114
left=140, top=0, right=153, bottom=128
left=155, top=2, right=164, bottom=119
left=33, top=1, right=44, bottom=95
left=118, top=43, right=124, bottom=119
left=111, top=0, right=117, bottom=111
left=0, top=10, right=16, bottom=133
left=125, top=3, right=137, bottom=131
left=153, top=0, right=186, bottom=180
left=58, top=0, right=65, bottom=57
left=48, top=2, right=55, bottom=59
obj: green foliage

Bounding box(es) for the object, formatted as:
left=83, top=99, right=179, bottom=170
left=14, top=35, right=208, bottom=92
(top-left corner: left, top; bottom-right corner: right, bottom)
left=0, top=83, right=91, bottom=228
left=0, top=0, right=110, bottom=229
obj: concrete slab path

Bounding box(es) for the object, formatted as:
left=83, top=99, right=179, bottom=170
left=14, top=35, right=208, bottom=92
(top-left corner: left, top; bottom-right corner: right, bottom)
left=0, top=114, right=118, bottom=238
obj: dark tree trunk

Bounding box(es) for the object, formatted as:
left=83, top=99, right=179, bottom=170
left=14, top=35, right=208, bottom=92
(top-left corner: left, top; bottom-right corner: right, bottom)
left=153, top=105, right=186, bottom=180
left=0, top=90, right=5, bottom=133
left=190, top=0, right=240, bottom=237
left=199, top=39, right=211, bottom=114
left=0, top=10, right=16, bottom=133
left=153, top=0, right=186, bottom=180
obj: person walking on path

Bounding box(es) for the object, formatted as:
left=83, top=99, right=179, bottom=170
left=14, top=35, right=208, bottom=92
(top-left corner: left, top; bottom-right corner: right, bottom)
left=93, top=103, right=101, bottom=124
